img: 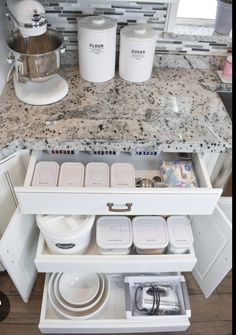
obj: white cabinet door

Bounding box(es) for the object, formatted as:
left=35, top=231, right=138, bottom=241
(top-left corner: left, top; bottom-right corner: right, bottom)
left=0, top=208, right=39, bottom=302
left=191, top=197, right=232, bottom=298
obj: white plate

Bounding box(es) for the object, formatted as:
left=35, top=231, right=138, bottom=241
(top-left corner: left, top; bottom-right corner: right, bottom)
left=58, top=272, right=100, bottom=305
left=48, top=273, right=110, bottom=319
left=54, top=273, right=105, bottom=312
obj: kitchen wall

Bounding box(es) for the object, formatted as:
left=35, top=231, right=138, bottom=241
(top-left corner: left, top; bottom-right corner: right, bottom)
left=0, top=2, right=10, bottom=94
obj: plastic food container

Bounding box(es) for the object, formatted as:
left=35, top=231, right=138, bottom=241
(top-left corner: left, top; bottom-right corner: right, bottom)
left=166, top=216, right=193, bottom=254
left=96, top=216, right=132, bottom=254
left=58, top=162, right=85, bottom=187
left=32, top=161, right=59, bottom=186
left=110, top=163, right=135, bottom=187
left=132, top=216, right=169, bottom=254
left=85, top=162, right=109, bottom=187
left=36, top=214, right=95, bottom=254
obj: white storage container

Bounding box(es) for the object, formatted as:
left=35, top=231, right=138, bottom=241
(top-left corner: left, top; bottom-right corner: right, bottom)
left=77, top=16, right=117, bottom=82
left=132, top=216, right=169, bottom=254
left=167, top=216, right=193, bottom=254
left=58, top=162, right=84, bottom=187
left=85, top=162, right=109, bottom=187
left=119, top=25, right=156, bottom=82
left=36, top=214, right=95, bottom=255
left=32, top=161, right=59, bottom=186
left=110, top=163, right=135, bottom=187
left=96, top=216, right=132, bottom=254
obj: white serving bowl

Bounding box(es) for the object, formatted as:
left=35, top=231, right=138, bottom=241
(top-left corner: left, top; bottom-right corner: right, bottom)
left=48, top=273, right=110, bottom=320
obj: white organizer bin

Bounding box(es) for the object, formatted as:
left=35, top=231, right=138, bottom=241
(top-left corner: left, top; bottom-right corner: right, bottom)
left=36, top=214, right=95, bottom=255
left=132, top=216, right=169, bottom=254
left=110, top=163, right=135, bottom=187
left=96, top=216, right=132, bottom=254
left=85, top=162, right=110, bottom=187
left=167, top=216, right=194, bottom=254
left=58, top=162, right=84, bottom=187
left=32, top=161, right=59, bottom=186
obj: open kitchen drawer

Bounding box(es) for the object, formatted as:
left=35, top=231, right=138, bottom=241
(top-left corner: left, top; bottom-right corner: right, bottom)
left=14, top=150, right=222, bottom=215
left=39, top=273, right=191, bottom=334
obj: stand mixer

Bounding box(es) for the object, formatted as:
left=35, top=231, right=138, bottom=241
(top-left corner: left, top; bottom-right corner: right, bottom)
left=6, top=0, right=68, bottom=105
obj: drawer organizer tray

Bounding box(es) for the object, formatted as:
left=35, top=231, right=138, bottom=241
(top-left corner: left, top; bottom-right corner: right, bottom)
left=15, top=150, right=222, bottom=215
left=39, top=273, right=191, bottom=334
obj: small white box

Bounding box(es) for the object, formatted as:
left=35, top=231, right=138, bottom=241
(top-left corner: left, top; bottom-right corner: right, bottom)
left=85, top=162, right=109, bottom=187
left=110, top=163, right=135, bottom=187
left=96, top=216, right=132, bottom=254
left=58, top=162, right=85, bottom=187
left=167, top=216, right=193, bottom=254
left=32, top=161, right=59, bottom=186
left=132, top=216, right=169, bottom=254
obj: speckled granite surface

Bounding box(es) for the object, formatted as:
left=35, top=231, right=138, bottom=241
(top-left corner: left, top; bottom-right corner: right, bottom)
left=0, top=66, right=232, bottom=160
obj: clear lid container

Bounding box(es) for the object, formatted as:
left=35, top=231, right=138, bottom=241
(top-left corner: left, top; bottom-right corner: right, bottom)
left=120, top=24, right=156, bottom=41
left=110, top=163, right=135, bottom=187
left=96, top=216, right=132, bottom=249
left=78, top=16, right=116, bottom=32
left=132, top=216, right=169, bottom=250
left=167, top=216, right=193, bottom=249
left=85, top=162, right=110, bottom=187
left=32, top=161, right=59, bottom=186
left=36, top=214, right=95, bottom=238
left=58, top=162, right=84, bottom=187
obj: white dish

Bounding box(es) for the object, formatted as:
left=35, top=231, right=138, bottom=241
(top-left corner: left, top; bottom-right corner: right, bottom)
left=58, top=272, right=100, bottom=306
left=48, top=273, right=110, bottom=319
left=54, top=273, right=105, bottom=312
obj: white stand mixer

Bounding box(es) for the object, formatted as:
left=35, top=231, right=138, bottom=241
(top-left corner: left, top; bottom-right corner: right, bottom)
left=6, top=0, right=68, bottom=105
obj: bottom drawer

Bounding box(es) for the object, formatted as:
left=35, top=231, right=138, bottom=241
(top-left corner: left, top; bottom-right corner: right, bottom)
left=39, top=273, right=191, bottom=334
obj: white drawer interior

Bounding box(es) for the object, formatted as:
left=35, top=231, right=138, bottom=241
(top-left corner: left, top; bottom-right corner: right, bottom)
left=39, top=273, right=190, bottom=334
left=35, top=224, right=197, bottom=273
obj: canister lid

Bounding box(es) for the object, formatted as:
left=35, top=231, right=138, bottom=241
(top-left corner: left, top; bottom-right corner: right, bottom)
left=36, top=214, right=95, bottom=238
left=120, top=24, right=156, bottom=41
left=167, top=216, right=193, bottom=248
left=77, top=16, right=117, bottom=31
left=96, top=216, right=132, bottom=249
left=132, top=216, right=169, bottom=249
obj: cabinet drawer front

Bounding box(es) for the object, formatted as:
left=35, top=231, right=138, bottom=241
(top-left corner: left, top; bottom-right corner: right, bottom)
left=35, top=232, right=197, bottom=273
left=39, top=273, right=190, bottom=334
left=15, top=151, right=222, bottom=215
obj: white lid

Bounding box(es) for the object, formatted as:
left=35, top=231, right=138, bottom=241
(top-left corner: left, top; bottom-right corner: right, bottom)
left=110, top=163, right=135, bottom=187
left=121, top=24, right=156, bottom=41
left=132, top=216, right=168, bottom=249
left=32, top=161, right=59, bottom=186
left=85, top=162, right=109, bottom=187
left=167, top=216, right=193, bottom=248
left=96, top=216, right=132, bottom=249
left=226, top=55, right=232, bottom=63
left=36, top=214, right=95, bottom=238
left=78, top=16, right=116, bottom=32
left=58, top=162, right=84, bottom=187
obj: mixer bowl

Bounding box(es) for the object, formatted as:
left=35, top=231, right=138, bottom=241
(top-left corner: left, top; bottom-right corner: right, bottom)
left=7, top=28, right=65, bottom=82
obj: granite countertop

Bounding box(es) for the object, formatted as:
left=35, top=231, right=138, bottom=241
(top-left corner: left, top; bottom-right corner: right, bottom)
left=0, top=65, right=232, bottom=160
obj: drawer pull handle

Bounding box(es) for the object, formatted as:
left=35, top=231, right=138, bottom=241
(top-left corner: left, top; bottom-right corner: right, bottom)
left=107, top=202, right=132, bottom=212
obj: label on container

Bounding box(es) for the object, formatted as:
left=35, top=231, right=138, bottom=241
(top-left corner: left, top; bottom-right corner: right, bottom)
left=55, top=243, right=76, bottom=249
left=131, top=49, right=146, bottom=60
left=89, top=43, right=104, bottom=55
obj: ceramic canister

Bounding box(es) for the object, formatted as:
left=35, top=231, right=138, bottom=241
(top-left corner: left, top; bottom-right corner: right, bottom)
left=78, top=16, right=117, bottom=83
left=119, top=24, right=157, bottom=82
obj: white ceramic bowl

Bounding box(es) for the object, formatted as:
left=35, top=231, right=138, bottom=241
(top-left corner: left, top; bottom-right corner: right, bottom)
left=48, top=273, right=110, bottom=319
left=58, top=272, right=100, bottom=305
left=54, top=273, right=105, bottom=312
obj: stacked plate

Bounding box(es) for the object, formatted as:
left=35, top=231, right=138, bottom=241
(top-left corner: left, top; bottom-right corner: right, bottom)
left=48, top=272, right=110, bottom=319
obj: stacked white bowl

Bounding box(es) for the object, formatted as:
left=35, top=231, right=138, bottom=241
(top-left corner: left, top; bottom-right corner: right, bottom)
left=48, top=272, right=110, bottom=319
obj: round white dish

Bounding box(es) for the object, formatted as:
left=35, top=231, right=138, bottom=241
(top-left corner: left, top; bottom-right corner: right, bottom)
left=48, top=273, right=110, bottom=320
left=54, top=273, right=105, bottom=312
left=58, top=272, right=100, bottom=305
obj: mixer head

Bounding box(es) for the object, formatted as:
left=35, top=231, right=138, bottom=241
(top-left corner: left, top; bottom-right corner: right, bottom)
left=6, top=0, right=47, bottom=37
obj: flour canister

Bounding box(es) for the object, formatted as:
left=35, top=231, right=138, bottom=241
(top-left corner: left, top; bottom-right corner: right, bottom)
left=78, top=16, right=117, bottom=82
left=119, top=25, right=156, bottom=82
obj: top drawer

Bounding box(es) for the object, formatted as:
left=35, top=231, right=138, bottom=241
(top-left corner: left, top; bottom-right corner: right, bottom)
left=14, top=150, right=222, bottom=215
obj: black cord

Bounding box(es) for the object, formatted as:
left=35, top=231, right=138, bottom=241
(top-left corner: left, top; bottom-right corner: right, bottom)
left=134, top=285, right=161, bottom=315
